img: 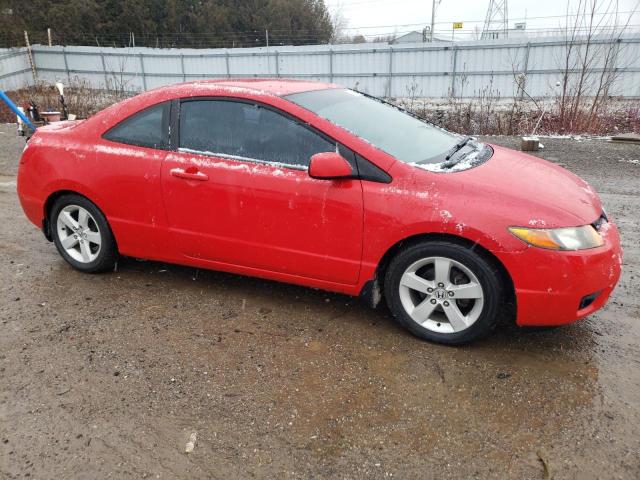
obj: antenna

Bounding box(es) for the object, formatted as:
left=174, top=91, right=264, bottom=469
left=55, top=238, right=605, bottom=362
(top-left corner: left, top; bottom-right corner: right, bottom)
left=482, top=0, right=509, bottom=39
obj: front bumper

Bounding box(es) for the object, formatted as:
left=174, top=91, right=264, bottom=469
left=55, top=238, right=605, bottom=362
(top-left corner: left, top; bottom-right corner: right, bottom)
left=504, top=222, right=622, bottom=327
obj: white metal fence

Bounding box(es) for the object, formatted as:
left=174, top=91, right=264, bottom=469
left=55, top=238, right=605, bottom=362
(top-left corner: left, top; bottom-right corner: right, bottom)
left=2, top=35, right=640, bottom=98
left=0, top=48, right=32, bottom=91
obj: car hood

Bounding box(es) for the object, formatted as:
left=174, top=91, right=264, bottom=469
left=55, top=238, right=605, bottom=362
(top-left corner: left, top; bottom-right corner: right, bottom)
left=406, top=144, right=603, bottom=229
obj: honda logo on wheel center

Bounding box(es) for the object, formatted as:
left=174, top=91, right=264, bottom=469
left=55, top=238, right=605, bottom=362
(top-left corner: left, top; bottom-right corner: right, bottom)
left=434, top=289, right=447, bottom=300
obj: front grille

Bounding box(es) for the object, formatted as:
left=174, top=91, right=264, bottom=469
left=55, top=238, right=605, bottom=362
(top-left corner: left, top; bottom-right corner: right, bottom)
left=592, top=212, right=608, bottom=231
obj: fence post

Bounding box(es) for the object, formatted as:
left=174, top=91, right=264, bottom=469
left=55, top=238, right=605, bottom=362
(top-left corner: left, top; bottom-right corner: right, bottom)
left=62, top=46, right=71, bottom=84
left=274, top=50, right=279, bottom=78
left=387, top=46, right=393, bottom=97
left=180, top=53, right=186, bottom=81
left=450, top=45, right=458, bottom=98
left=329, top=47, right=333, bottom=83
left=24, top=31, right=37, bottom=83
left=611, top=37, right=623, bottom=95
left=100, top=51, right=108, bottom=89
left=225, top=51, right=231, bottom=78
left=139, top=53, right=147, bottom=91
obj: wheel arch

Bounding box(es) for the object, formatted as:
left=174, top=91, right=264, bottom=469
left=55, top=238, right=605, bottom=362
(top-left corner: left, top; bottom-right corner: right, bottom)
left=43, top=190, right=117, bottom=250
left=361, top=232, right=516, bottom=317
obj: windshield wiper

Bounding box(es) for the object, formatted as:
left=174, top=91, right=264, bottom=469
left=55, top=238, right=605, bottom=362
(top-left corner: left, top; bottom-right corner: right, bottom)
left=445, top=136, right=472, bottom=161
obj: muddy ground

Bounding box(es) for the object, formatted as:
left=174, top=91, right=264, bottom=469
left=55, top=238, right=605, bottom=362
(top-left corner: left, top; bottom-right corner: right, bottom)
left=0, top=124, right=639, bottom=479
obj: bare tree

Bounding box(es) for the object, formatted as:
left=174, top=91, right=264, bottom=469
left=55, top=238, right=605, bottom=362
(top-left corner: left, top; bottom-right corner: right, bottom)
left=556, top=0, right=639, bottom=132
left=330, top=5, right=349, bottom=44
left=104, top=54, right=136, bottom=95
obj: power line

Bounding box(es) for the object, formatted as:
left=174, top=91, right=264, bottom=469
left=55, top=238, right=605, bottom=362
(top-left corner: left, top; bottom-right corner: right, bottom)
left=337, top=10, right=639, bottom=29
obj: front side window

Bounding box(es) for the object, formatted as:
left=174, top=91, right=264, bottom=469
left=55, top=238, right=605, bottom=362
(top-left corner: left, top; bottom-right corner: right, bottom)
left=179, top=100, right=335, bottom=168
left=103, top=102, right=169, bottom=149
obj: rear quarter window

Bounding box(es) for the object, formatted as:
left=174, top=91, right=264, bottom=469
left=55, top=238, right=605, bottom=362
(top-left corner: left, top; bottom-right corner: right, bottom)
left=103, top=102, right=169, bottom=149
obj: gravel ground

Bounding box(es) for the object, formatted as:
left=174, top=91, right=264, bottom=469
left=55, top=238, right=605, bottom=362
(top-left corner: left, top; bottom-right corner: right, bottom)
left=0, top=124, right=639, bottom=479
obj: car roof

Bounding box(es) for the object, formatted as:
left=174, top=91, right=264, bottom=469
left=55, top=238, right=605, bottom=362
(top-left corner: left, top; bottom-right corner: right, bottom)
left=161, top=79, right=338, bottom=97
left=84, top=79, right=343, bottom=139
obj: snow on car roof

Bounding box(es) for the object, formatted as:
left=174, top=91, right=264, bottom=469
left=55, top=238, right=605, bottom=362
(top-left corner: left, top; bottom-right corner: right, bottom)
left=162, top=79, right=338, bottom=97
left=85, top=79, right=340, bottom=130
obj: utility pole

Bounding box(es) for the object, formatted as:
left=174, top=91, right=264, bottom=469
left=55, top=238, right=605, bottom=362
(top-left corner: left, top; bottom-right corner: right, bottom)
left=430, top=0, right=436, bottom=42
left=265, top=29, right=270, bottom=75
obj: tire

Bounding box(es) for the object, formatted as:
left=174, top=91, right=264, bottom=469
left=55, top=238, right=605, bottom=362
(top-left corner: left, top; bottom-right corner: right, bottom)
left=50, top=194, right=118, bottom=273
left=384, top=241, right=504, bottom=345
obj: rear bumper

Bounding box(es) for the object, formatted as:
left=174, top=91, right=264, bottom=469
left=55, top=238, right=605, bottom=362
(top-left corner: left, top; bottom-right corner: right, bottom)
left=506, top=222, right=622, bottom=327
left=17, top=153, right=46, bottom=229
left=17, top=189, right=44, bottom=228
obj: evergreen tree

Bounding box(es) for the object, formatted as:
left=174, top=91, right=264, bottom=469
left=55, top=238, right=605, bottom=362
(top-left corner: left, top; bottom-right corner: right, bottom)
left=0, top=0, right=333, bottom=48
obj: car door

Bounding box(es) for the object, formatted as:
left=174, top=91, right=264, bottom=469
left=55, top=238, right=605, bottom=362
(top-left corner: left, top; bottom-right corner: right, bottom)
left=160, top=98, right=364, bottom=285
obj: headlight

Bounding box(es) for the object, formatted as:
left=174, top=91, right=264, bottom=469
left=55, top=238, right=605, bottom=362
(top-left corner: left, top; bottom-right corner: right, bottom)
left=509, top=225, right=604, bottom=251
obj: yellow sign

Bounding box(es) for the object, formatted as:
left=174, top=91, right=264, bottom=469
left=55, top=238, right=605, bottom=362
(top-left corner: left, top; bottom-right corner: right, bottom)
left=453, top=22, right=463, bottom=29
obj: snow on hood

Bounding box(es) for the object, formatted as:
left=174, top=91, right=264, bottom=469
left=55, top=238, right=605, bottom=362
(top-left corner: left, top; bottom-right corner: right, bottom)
left=410, top=143, right=491, bottom=173
left=401, top=143, right=603, bottom=229
left=458, top=144, right=602, bottom=227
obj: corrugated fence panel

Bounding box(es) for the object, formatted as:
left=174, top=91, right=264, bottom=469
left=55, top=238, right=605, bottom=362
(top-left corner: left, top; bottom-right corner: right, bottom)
left=611, top=71, right=640, bottom=96
left=278, top=51, right=328, bottom=76
left=3, top=35, right=636, bottom=99
left=229, top=52, right=272, bottom=76
left=0, top=48, right=33, bottom=90
left=334, top=49, right=389, bottom=75
left=183, top=54, right=228, bottom=79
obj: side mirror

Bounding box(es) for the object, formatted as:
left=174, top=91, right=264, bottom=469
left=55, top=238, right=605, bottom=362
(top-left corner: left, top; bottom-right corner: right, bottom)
left=309, top=152, right=353, bottom=180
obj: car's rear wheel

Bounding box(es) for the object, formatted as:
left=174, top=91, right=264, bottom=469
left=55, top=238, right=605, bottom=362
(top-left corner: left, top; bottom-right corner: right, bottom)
left=51, top=194, right=118, bottom=273
left=384, top=241, right=504, bottom=345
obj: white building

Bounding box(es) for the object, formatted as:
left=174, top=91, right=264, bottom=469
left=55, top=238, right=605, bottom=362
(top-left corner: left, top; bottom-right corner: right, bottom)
left=482, top=22, right=528, bottom=40
left=391, top=29, right=453, bottom=44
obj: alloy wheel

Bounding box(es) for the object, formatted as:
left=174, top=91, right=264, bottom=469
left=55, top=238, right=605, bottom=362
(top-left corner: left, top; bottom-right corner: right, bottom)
left=398, top=256, right=484, bottom=333
left=56, top=204, right=102, bottom=263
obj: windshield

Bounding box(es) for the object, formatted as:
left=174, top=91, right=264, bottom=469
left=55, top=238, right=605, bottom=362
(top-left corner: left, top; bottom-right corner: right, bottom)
left=285, top=88, right=460, bottom=164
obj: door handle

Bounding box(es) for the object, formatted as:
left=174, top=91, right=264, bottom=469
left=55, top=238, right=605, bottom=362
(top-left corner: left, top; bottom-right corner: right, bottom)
left=170, top=167, right=209, bottom=181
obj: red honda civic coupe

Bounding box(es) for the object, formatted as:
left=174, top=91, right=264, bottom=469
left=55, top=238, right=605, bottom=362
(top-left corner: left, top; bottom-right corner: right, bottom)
left=17, top=79, right=622, bottom=344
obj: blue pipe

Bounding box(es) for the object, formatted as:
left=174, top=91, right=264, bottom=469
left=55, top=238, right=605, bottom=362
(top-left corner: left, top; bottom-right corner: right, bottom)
left=0, top=90, right=37, bottom=132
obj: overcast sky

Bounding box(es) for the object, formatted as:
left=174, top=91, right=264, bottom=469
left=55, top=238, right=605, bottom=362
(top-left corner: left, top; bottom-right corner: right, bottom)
left=326, top=0, right=640, bottom=39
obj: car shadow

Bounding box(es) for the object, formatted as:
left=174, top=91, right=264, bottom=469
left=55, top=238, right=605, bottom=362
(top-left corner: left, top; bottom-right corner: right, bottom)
left=103, top=256, right=600, bottom=357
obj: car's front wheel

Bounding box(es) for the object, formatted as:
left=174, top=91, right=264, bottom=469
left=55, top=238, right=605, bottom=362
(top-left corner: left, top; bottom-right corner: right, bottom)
left=50, top=194, right=118, bottom=273
left=384, top=241, right=505, bottom=345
